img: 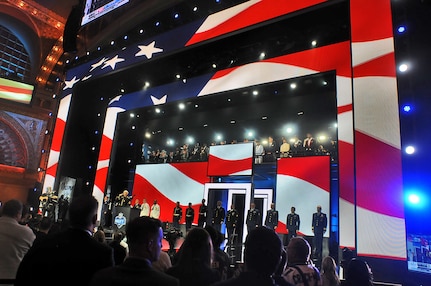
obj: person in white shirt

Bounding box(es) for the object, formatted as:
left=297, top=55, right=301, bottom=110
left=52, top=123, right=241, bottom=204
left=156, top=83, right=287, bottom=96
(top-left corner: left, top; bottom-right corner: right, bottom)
left=140, top=198, right=150, bottom=217
left=150, top=199, right=160, bottom=219
left=0, top=199, right=35, bottom=280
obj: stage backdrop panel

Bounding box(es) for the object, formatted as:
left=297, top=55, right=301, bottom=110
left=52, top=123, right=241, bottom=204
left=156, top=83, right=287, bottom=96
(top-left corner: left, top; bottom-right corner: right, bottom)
left=132, top=162, right=210, bottom=224
left=276, top=156, right=330, bottom=237
left=207, top=142, right=253, bottom=176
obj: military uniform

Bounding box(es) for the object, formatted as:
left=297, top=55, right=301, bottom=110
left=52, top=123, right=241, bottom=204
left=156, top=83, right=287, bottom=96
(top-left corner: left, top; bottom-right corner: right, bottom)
left=172, top=206, right=182, bottom=229
left=286, top=212, right=300, bottom=244
left=198, top=203, right=208, bottom=227
left=246, top=208, right=261, bottom=234
left=264, top=209, right=279, bottom=230
left=312, top=211, right=327, bottom=260
left=212, top=206, right=225, bottom=233
left=185, top=207, right=194, bottom=231
left=225, top=208, right=239, bottom=244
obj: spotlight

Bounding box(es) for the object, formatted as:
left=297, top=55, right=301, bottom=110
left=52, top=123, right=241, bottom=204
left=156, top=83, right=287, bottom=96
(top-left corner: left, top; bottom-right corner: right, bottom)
left=193, top=6, right=198, bottom=12
left=178, top=103, right=185, bottom=110
left=403, top=105, right=412, bottom=112
left=110, top=40, right=115, bottom=45
left=155, top=21, right=160, bottom=27
left=290, top=83, right=297, bottom=89
left=397, top=26, right=406, bottom=33
left=174, top=13, right=179, bottom=19
left=311, top=40, right=317, bottom=47
left=405, top=146, right=415, bottom=155
left=124, top=35, right=128, bottom=40
left=398, top=63, right=408, bottom=72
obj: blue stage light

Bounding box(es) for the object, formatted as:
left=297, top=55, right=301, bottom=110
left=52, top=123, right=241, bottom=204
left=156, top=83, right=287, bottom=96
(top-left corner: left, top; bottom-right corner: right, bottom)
left=408, top=194, right=420, bottom=204
left=403, top=105, right=411, bottom=112
left=397, top=26, right=406, bottom=33
left=405, top=190, right=428, bottom=209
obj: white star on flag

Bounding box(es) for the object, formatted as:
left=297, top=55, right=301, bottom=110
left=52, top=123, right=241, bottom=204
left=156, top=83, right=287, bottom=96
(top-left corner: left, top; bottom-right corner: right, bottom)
left=82, top=75, right=92, bottom=81
left=151, top=95, right=167, bottom=105
left=102, top=55, right=125, bottom=70
left=135, top=41, right=164, bottom=59
left=63, top=76, right=80, bottom=90
left=90, top=57, right=107, bottom=72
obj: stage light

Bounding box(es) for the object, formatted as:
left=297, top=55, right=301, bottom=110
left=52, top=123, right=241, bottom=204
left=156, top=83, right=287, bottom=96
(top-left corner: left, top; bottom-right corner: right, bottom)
left=97, top=46, right=101, bottom=51
left=178, top=103, right=185, bottom=110
left=174, top=13, right=179, bottom=19
left=397, top=26, right=406, bottom=33
left=398, top=63, right=408, bottom=72
left=45, top=130, right=49, bottom=135
left=262, top=116, right=268, bottom=120
left=130, top=113, right=135, bottom=118
left=145, top=132, right=151, bottom=138
left=405, top=190, right=428, bottom=208
left=127, top=159, right=132, bottom=163
left=259, top=52, right=266, bottom=59
left=182, top=79, right=187, bottom=83
left=91, top=146, right=96, bottom=151
left=155, top=108, right=161, bottom=113
left=311, top=40, right=317, bottom=47
left=100, top=97, right=104, bottom=101
left=193, top=6, right=198, bottom=12
left=216, top=134, right=223, bottom=141
left=203, top=124, right=208, bottom=127
left=323, top=81, right=328, bottom=86
left=131, top=125, right=136, bottom=130
left=178, top=127, right=184, bottom=131
left=86, top=51, right=90, bottom=56
left=97, top=113, right=101, bottom=117
left=48, top=112, right=53, bottom=116
left=155, top=21, right=160, bottom=27
left=187, top=137, right=194, bottom=144
left=41, top=149, right=45, bottom=153
left=144, top=81, right=150, bottom=88
left=287, top=127, right=293, bottom=133
left=88, top=165, right=92, bottom=169
left=247, top=131, right=254, bottom=138
left=290, top=83, right=297, bottom=89
left=139, top=29, right=144, bottom=34
left=176, top=74, right=181, bottom=79
left=195, top=104, right=199, bottom=108
left=94, top=130, right=99, bottom=135
left=252, top=90, right=258, bottom=96
left=230, top=120, right=236, bottom=124
left=212, top=63, right=217, bottom=69
left=123, top=35, right=128, bottom=40
left=333, top=123, right=338, bottom=128
left=403, top=105, right=411, bottom=112
left=405, top=145, right=415, bottom=155
left=110, top=41, right=115, bottom=45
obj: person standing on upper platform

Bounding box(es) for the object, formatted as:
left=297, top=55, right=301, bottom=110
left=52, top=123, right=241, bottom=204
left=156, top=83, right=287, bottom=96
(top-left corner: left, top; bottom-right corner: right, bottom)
left=225, top=204, right=239, bottom=244
left=140, top=198, right=150, bottom=217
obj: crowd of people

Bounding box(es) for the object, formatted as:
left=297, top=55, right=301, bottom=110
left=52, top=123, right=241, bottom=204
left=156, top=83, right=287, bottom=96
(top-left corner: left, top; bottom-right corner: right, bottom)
left=141, top=134, right=338, bottom=164
left=0, top=196, right=376, bottom=286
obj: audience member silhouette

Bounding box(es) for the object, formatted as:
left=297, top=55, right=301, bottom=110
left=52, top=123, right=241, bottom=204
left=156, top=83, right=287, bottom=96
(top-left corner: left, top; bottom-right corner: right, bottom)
left=167, top=228, right=220, bottom=286
left=152, top=250, right=172, bottom=272
left=109, top=231, right=127, bottom=265
left=90, top=216, right=179, bottom=286
left=205, top=225, right=231, bottom=281
left=321, top=256, right=340, bottom=286
left=282, top=237, right=322, bottom=286
left=15, top=195, right=114, bottom=286
left=93, top=229, right=106, bottom=244
left=342, top=258, right=373, bottom=286
left=33, top=216, right=52, bottom=246
left=212, top=226, right=284, bottom=286
left=0, top=199, right=35, bottom=281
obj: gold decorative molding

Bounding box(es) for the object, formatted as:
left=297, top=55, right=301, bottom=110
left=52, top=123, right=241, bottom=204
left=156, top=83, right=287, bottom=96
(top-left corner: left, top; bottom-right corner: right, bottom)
left=6, top=0, right=66, bottom=31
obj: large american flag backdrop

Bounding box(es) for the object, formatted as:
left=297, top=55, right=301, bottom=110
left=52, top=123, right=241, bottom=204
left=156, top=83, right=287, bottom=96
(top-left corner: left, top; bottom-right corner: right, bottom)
left=45, top=0, right=405, bottom=261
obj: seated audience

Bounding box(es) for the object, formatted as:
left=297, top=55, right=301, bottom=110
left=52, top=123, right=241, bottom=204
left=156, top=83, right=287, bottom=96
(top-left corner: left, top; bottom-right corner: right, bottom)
left=15, top=195, right=114, bottom=286
left=282, top=237, right=322, bottom=286
left=212, top=226, right=284, bottom=286
left=341, top=258, right=373, bottom=286
left=109, top=231, right=127, bottom=265
left=321, top=256, right=340, bottom=286
left=152, top=250, right=172, bottom=272
left=90, top=216, right=179, bottom=286
left=0, top=199, right=35, bottom=281
left=93, top=229, right=106, bottom=244
left=205, top=225, right=231, bottom=280
left=33, top=216, right=52, bottom=246
left=167, top=228, right=220, bottom=286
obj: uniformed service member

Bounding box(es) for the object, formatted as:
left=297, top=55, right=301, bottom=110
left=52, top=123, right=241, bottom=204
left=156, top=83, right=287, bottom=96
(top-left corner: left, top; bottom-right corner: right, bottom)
left=264, top=203, right=279, bottom=230
left=246, top=202, right=261, bottom=234
left=225, top=204, right=239, bottom=244
left=286, top=206, right=300, bottom=245
left=212, top=200, right=225, bottom=233
left=172, top=201, right=182, bottom=229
